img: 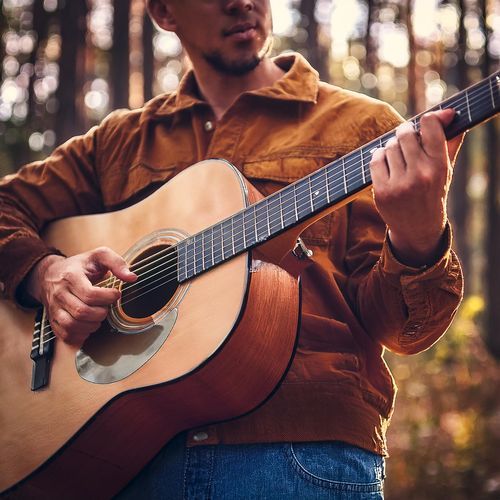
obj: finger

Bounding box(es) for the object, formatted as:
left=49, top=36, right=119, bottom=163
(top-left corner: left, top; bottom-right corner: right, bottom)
left=384, top=137, right=407, bottom=177
left=419, top=111, right=448, bottom=160
left=68, top=271, right=121, bottom=307
left=50, top=310, right=100, bottom=345
left=395, top=122, right=421, bottom=166
left=88, top=247, right=137, bottom=283
left=370, top=148, right=390, bottom=182
left=63, top=291, right=109, bottom=323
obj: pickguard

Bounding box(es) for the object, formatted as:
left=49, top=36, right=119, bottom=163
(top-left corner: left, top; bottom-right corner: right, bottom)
left=75, top=308, right=178, bottom=384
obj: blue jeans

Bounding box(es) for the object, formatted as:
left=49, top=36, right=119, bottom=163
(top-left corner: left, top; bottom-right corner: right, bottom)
left=117, top=434, right=385, bottom=499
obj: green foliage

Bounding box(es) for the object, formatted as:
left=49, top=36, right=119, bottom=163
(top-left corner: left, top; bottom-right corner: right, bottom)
left=385, top=296, right=500, bottom=499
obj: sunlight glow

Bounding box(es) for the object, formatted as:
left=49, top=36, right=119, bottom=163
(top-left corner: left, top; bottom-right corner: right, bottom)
left=378, top=24, right=410, bottom=68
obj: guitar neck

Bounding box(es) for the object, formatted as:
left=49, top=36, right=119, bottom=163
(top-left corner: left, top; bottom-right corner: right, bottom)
left=177, top=71, right=500, bottom=283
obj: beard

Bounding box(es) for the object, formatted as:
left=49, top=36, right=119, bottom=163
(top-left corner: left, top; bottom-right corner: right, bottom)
left=202, top=35, right=273, bottom=76
left=203, top=52, right=262, bottom=76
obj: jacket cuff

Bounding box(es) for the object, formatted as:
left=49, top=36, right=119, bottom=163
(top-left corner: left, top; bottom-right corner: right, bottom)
left=378, top=222, right=463, bottom=352
left=379, top=222, right=454, bottom=281
left=0, top=234, right=64, bottom=305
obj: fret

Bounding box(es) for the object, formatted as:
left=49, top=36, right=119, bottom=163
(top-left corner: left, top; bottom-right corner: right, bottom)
left=281, top=185, right=297, bottom=227
left=293, top=184, right=299, bottom=221
left=231, top=216, right=235, bottom=255
left=190, top=236, right=197, bottom=276
left=184, top=241, right=190, bottom=280
left=243, top=207, right=256, bottom=248
left=345, top=150, right=364, bottom=192
left=326, top=159, right=344, bottom=202
left=194, top=233, right=203, bottom=275
left=465, top=88, right=472, bottom=123
left=295, top=180, right=311, bottom=220
left=360, top=148, right=372, bottom=185
left=213, top=222, right=223, bottom=265
left=255, top=201, right=268, bottom=242
left=201, top=231, right=206, bottom=271
left=232, top=211, right=245, bottom=253
left=490, top=76, right=496, bottom=108
left=308, top=176, right=314, bottom=212
left=234, top=210, right=247, bottom=252
left=177, top=241, right=187, bottom=282
left=222, top=219, right=232, bottom=259
left=325, top=167, right=331, bottom=204
left=253, top=205, right=258, bottom=243
left=268, top=195, right=282, bottom=235
left=310, top=170, right=328, bottom=209
left=183, top=238, right=192, bottom=279
left=210, top=227, right=215, bottom=268
left=266, top=200, right=271, bottom=236
left=278, top=191, right=284, bottom=229
left=360, top=150, right=366, bottom=184
left=341, top=156, right=347, bottom=194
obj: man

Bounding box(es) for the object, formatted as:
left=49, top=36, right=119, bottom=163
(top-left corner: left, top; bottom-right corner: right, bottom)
left=0, top=0, right=463, bottom=498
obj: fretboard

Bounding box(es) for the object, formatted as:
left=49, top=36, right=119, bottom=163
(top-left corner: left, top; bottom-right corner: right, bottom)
left=177, top=71, right=500, bottom=282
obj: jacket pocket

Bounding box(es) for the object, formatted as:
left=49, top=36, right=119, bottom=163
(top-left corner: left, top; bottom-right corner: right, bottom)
left=102, top=161, right=180, bottom=210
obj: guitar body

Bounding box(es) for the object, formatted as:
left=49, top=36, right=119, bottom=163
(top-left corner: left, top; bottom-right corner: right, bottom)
left=0, top=160, right=300, bottom=499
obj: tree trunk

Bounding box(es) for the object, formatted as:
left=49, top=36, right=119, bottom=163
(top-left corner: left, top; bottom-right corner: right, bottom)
left=449, top=0, right=471, bottom=287
left=28, top=0, right=49, bottom=125
left=364, top=0, right=378, bottom=98
left=111, top=0, right=131, bottom=109
left=143, top=12, right=154, bottom=103
left=55, top=0, right=88, bottom=145
left=299, top=0, right=329, bottom=81
left=481, top=0, right=500, bottom=359
left=405, top=0, right=417, bottom=116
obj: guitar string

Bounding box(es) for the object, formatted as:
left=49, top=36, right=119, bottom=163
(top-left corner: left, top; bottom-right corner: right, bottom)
left=97, top=83, right=500, bottom=302
left=33, top=86, right=499, bottom=349
left=90, top=75, right=498, bottom=292
left=32, top=82, right=498, bottom=348
left=89, top=82, right=496, bottom=302
left=32, top=84, right=499, bottom=348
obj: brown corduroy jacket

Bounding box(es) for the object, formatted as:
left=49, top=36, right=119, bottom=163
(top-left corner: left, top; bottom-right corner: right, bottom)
left=0, top=54, right=463, bottom=456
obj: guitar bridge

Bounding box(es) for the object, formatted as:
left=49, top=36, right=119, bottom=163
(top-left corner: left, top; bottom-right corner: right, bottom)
left=30, top=308, right=55, bottom=391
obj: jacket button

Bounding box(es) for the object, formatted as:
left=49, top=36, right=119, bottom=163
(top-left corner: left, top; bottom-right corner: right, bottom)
left=204, top=121, right=214, bottom=132
left=193, top=431, right=209, bottom=442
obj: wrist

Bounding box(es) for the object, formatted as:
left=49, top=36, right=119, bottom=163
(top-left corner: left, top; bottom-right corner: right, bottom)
left=24, top=254, right=64, bottom=304
left=388, top=225, right=448, bottom=269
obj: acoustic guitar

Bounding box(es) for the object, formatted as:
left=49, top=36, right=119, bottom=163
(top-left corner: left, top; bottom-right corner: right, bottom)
left=1, top=71, right=499, bottom=499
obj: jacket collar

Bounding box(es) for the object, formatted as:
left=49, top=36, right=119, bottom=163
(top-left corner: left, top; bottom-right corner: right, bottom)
left=152, top=52, right=319, bottom=117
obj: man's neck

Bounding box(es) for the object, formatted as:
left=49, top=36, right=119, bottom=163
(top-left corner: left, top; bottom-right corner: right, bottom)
left=191, top=58, right=285, bottom=121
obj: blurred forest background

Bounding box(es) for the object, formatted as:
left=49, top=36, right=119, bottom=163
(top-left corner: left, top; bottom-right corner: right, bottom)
left=0, top=0, right=499, bottom=498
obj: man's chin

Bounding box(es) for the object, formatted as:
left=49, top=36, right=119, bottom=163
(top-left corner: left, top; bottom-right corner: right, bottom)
left=203, top=53, right=262, bottom=76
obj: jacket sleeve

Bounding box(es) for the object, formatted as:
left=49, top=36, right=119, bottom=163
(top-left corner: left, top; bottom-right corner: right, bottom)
left=345, top=173, right=464, bottom=356
left=0, top=125, right=104, bottom=303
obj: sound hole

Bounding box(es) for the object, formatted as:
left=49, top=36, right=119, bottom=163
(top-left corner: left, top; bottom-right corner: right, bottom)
left=120, top=244, right=179, bottom=319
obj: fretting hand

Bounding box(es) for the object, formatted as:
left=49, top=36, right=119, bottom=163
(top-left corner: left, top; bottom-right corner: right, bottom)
left=370, top=108, right=464, bottom=268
